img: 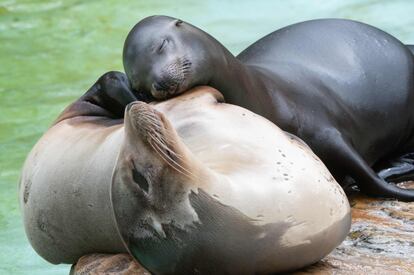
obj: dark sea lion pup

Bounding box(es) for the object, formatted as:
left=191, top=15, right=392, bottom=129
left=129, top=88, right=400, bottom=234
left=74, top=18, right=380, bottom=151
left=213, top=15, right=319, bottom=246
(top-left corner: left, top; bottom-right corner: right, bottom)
left=123, top=15, right=414, bottom=200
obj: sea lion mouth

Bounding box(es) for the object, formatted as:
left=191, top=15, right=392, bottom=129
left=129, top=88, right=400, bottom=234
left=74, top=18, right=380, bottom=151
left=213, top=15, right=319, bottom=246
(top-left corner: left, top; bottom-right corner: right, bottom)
left=150, top=57, right=192, bottom=100
left=151, top=82, right=180, bottom=100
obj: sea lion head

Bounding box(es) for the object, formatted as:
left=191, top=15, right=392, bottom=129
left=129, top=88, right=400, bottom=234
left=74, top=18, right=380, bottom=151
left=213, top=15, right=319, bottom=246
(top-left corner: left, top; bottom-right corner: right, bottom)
left=112, top=100, right=202, bottom=242
left=116, top=100, right=198, bottom=201
left=123, top=15, right=222, bottom=100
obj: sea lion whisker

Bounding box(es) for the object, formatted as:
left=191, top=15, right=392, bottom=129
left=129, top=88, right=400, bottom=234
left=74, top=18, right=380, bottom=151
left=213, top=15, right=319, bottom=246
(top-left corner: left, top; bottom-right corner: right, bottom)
left=149, top=139, right=195, bottom=179
left=147, top=131, right=179, bottom=161
left=139, top=113, right=162, bottom=128
left=158, top=129, right=180, bottom=147
left=149, top=132, right=192, bottom=176
left=148, top=131, right=185, bottom=164
left=146, top=120, right=162, bottom=131
left=149, top=140, right=184, bottom=176
left=154, top=131, right=176, bottom=151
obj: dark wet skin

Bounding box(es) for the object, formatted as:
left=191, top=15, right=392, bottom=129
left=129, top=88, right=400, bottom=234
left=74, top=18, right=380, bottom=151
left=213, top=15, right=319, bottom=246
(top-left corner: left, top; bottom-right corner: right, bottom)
left=55, top=71, right=153, bottom=124
left=121, top=16, right=414, bottom=201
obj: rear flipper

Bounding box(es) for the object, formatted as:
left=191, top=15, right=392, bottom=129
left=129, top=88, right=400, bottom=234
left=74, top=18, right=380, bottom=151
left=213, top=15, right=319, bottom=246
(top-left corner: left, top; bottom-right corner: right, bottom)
left=322, top=132, right=414, bottom=201
left=376, top=153, right=414, bottom=184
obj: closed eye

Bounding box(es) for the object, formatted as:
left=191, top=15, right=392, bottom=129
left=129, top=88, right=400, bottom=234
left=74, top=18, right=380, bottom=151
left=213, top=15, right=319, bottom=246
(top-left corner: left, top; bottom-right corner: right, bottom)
left=158, top=39, right=168, bottom=53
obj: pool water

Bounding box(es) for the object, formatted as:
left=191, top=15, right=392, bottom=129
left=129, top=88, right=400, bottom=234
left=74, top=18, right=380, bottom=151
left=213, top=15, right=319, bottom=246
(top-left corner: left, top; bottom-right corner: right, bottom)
left=0, top=0, right=413, bottom=274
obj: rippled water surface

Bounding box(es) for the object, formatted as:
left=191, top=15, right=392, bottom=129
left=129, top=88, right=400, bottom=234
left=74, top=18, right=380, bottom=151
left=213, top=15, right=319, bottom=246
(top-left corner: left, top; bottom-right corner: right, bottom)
left=1, top=0, right=413, bottom=274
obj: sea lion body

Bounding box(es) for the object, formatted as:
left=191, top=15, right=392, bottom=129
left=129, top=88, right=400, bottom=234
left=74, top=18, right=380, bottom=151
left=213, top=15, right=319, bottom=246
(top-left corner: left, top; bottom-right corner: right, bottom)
left=19, top=72, right=140, bottom=264
left=123, top=16, right=414, bottom=200
left=20, top=117, right=126, bottom=264
left=236, top=19, right=414, bottom=165
left=20, top=81, right=350, bottom=272
left=112, top=87, right=350, bottom=274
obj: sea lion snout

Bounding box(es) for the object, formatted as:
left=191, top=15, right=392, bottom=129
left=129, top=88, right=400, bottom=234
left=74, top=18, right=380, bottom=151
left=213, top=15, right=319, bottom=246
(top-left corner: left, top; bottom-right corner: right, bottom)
left=124, top=101, right=166, bottom=143
left=149, top=56, right=192, bottom=100
left=126, top=100, right=147, bottom=109
left=124, top=101, right=196, bottom=182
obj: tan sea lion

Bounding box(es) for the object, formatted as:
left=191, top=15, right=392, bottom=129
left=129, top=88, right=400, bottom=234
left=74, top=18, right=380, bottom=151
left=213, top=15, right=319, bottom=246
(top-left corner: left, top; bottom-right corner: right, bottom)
left=19, top=72, right=138, bottom=264
left=19, top=77, right=350, bottom=272
left=112, top=87, right=351, bottom=274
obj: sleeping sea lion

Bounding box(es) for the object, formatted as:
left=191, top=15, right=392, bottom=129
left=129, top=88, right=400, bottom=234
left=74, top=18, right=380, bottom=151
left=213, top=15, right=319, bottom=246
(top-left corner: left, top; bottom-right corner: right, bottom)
left=19, top=74, right=350, bottom=273
left=111, top=87, right=350, bottom=274
left=122, top=15, right=414, bottom=200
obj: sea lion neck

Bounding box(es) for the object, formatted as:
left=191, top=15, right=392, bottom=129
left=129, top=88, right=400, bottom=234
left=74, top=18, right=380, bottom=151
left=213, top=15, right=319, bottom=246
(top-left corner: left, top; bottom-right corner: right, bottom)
left=208, top=51, right=255, bottom=108
left=209, top=51, right=283, bottom=124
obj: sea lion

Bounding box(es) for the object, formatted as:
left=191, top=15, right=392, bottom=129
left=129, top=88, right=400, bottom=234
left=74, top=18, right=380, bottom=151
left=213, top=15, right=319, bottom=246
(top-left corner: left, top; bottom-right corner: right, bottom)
left=19, top=71, right=143, bottom=264
left=123, top=16, right=414, bottom=200
left=111, top=87, right=350, bottom=274
left=19, top=74, right=350, bottom=272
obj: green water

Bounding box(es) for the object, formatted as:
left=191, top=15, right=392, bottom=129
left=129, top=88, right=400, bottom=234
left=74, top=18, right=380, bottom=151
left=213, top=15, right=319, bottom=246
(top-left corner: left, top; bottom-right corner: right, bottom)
left=0, top=0, right=413, bottom=274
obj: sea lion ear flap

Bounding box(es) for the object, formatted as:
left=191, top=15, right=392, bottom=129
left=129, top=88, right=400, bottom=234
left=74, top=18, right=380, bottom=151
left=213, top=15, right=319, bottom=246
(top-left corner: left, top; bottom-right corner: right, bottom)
left=174, top=19, right=183, bottom=27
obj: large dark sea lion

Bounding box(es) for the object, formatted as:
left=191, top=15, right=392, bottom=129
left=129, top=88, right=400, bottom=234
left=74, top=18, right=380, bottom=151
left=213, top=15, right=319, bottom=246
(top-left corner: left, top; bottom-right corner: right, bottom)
left=123, top=16, right=414, bottom=200
left=19, top=74, right=350, bottom=273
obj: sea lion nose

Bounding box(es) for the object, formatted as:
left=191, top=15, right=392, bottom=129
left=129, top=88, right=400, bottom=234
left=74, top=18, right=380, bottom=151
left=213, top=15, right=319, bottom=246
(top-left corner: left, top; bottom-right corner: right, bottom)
left=126, top=102, right=138, bottom=111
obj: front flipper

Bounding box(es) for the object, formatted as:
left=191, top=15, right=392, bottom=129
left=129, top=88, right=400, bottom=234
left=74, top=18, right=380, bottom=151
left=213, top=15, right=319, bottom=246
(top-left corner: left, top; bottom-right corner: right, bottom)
left=55, top=71, right=153, bottom=123
left=376, top=153, right=414, bottom=183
